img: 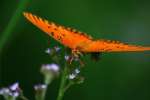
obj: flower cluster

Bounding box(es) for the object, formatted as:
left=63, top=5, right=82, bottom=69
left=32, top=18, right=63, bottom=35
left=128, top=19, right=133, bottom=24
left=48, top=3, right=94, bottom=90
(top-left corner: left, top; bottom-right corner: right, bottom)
left=0, top=83, right=20, bottom=100
left=0, top=46, right=85, bottom=100
left=45, top=46, right=61, bottom=55
left=69, top=68, right=80, bottom=79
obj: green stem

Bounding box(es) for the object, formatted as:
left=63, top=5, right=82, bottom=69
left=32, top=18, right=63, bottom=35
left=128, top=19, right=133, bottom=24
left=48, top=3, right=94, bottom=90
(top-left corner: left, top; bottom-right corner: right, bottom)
left=19, top=89, right=29, bottom=100
left=41, top=87, right=47, bottom=100
left=4, top=96, right=16, bottom=100
left=35, top=86, right=48, bottom=100
left=20, top=95, right=29, bottom=100
left=0, top=0, right=28, bottom=54
left=57, top=66, right=68, bottom=100
left=64, top=82, right=74, bottom=92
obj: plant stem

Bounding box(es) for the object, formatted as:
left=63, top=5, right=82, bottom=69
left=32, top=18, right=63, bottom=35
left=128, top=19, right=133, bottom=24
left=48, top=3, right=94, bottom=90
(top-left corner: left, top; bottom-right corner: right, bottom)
left=64, top=82, right=74, bottom=92
left=4, top=96, right=16, bottom=100
left=20, top=95, right=29, bottom=100
left=20, top=89, right=29, bottom=100
left=57, top=66, right=68, bottom=100
left=0, top=0, right=28, bottom=54
left=35, top=85, right=48, bottom=100
left=41, top=87, right=47, bottom=100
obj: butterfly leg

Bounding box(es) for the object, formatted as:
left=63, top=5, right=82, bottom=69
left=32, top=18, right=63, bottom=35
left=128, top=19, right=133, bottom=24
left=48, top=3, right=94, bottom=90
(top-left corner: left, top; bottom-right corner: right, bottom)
left=90, top=52, right=102, bottom=61
left=70, top=49, right=84, bottom=67
left=72, top=49, right=83, bottom=58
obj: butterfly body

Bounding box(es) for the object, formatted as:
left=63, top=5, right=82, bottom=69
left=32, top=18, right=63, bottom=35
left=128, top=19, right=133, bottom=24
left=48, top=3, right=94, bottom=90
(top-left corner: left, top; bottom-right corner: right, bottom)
left=23, top=12, right=150, bottom=53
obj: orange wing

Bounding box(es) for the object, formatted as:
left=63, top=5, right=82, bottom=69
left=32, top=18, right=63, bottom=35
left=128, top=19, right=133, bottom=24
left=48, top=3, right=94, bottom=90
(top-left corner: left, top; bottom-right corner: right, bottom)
left=23, top=12, right=92, bottom=49
left=23, top=12, right=150, bottom=53
left=80, top=39, right=150, bottom=52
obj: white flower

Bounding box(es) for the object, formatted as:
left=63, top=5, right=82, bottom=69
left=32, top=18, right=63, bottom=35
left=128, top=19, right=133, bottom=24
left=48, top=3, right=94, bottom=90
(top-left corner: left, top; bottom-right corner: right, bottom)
left=69, top=74, right=76, bottom=79
left=45, top=48, right=51, bottom=54
left=0, top=88, right=10, bottom=95
left=9, top=82, right=19, bottom=91
left=68, top=68, right=80, bottom=80
left=75, top=69, right=80, bottom=74
left=41, top=64, right=59, bottom=72
left=12, top=92, right=19, bottom=97
left=45, top=46, right=61, bottom=54
left=0, top=82, right=20, bottom=98
left=54, top=46, right=61, bottom=52
left=34, top=84, right=47, bottom=91
left=64, top=55, right=70, bottom=61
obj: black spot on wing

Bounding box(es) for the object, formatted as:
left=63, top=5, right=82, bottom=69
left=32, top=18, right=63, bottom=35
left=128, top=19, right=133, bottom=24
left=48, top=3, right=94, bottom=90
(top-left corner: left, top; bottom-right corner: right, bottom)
left=51, top=32, right=54, bottom=36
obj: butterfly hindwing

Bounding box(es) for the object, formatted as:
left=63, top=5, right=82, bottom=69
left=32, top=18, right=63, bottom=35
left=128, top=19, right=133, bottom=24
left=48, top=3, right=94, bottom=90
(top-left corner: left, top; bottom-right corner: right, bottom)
left=81, top=39, right=150, bottom=52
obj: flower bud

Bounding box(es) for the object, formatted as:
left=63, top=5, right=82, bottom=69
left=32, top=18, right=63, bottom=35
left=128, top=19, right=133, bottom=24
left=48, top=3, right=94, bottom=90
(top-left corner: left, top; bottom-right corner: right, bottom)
left=34, top=84, right=47, bottom=93
left=34, top=84, right=47, bottom=100
left=41, top=63, right=60, bottom=85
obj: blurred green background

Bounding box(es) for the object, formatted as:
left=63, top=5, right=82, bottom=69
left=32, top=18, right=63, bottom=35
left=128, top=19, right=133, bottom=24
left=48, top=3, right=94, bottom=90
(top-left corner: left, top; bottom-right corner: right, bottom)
left=1, top=0, right=150, bottom=100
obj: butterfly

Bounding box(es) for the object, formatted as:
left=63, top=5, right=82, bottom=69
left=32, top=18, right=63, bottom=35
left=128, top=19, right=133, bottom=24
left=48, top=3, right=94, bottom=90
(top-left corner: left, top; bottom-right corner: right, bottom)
left=23, top=12, right=150, bottom=60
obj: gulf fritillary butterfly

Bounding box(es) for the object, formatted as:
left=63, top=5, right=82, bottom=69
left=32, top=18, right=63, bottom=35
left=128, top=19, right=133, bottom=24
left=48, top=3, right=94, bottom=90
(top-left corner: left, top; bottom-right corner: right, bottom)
left=23, top=12, right=150, bottom=54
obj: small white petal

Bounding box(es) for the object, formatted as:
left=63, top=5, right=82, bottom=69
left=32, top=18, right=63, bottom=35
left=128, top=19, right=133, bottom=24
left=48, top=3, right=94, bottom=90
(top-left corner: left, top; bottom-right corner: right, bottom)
left=64, top=55, right=69, bottom=61
left=42, top=63, right=59, bottom=72
left=75, top=69, right=80, bottom=74
left=34, top=84, right=47, bottom=90
left=40, top=84, right=47, bottom=89
left=45, top=48, right=51, bottom=54
left=54, top=46, right=61, bottom=52
left=49, top=64, right=59, bottom=71
left=9, top=83, right=19, bottom=91
left=69, top=74, right=76, bottom=79
left=0, top=88, right=10, bottom=95
left=0, top=90, right=2, bottom=94
left=0, top=89, right=3, bottom=94
left=12, top=92, right=19, bottom=97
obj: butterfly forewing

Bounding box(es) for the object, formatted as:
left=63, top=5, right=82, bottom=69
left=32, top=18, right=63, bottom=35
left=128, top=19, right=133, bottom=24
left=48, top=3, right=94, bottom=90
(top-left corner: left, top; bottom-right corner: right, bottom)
left=23, top=12, right=92, bottom=49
